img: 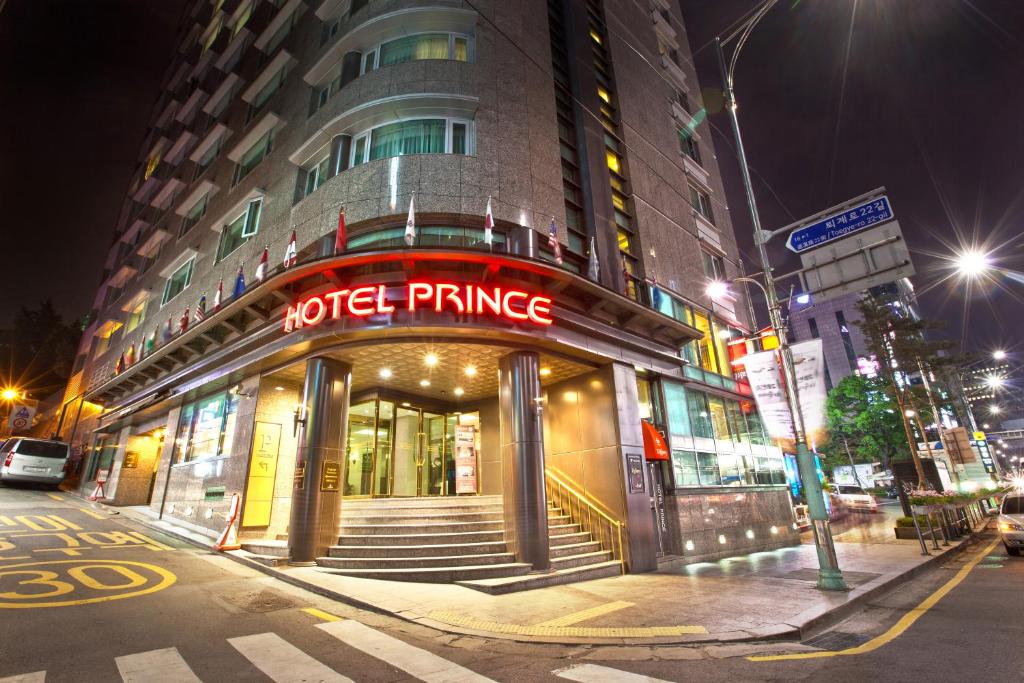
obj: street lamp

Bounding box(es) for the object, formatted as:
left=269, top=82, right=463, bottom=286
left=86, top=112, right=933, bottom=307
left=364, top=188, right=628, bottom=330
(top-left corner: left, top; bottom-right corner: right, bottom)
left=986, top=375, right=1006, bottom=390
left=1, top=388, right=19, bottom=401
left=715, top=0, right=847, bottom=591
left=954, top=249, right=992, bottom=279
left=990, top=405, right=1002, bottom=415
left=993, top=350, right=1008, bottom=361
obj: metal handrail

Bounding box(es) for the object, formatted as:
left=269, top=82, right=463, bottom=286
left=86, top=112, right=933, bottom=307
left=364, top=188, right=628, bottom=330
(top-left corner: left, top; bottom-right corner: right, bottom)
left=544, top=467, right=625, bottom=574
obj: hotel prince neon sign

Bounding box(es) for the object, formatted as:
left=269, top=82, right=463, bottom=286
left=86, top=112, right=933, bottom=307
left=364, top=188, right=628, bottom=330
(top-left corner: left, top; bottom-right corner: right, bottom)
left=283, top=282, right=554, bottom=332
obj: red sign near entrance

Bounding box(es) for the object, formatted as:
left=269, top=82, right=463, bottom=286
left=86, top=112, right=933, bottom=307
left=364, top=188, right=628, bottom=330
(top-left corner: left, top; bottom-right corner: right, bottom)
left=641, top=421, right=670, bottom=461
left=284, top=282, right=554, bottom=332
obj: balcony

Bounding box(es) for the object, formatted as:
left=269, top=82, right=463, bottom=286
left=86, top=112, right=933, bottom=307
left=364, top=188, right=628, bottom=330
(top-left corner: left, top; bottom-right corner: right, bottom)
left=661, top=54, right=689, bottom=93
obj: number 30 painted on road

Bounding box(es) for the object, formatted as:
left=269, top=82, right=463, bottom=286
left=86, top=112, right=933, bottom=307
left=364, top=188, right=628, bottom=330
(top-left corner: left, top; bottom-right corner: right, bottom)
left=0, top=559, right=175, bottom=608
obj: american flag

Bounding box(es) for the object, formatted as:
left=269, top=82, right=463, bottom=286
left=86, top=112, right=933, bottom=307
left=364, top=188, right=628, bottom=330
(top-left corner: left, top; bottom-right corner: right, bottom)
left=547, top=218, right=562, bottom=265
left=194, top=294, right=207, bottom=322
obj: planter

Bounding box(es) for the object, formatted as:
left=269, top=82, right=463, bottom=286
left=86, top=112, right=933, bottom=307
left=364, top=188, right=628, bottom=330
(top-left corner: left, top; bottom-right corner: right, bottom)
left=894, top=526, right=934, bottom=540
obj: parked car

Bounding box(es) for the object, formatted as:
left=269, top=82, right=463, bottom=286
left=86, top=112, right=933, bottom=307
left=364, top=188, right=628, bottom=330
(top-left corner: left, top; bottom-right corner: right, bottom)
left=0, top=438, right=71, bottom=489
left=998, top=493, right=1024, bottom=557
left=833, top=485, right=879, bottom=513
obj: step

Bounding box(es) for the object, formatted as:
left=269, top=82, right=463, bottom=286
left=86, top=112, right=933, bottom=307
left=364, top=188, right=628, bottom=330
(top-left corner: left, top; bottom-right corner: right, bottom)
left=339, top=511, right=504, bottom=525
left=240, top=540, right=288, bottom=557
left=241, top=552, right=289, bottom=568
left=549, top=541, right=602, bottom=559
left=547, top=514, right=571, bottom=524
left=319, top=562, right=532, bottom=583
left=316, top=552, right=517, bottom=570
left=339, top=520, right=504, bottom=536
left=328, top=541, right=510, bottom=558
left=546, top=523, right=582, bottom=535
left=456, top=561, right=623, bottom=594
left=548, top=531, right=592, bottom=547
left=336, top=530, right=505, bottom=546
left=341, top=496, right=502, bottom=510
left=550, top=550, right=614, bottom=570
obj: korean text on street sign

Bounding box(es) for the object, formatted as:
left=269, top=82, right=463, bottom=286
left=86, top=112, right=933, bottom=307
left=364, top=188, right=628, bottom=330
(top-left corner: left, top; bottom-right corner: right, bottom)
left=786, top=195, right=894, bottom=253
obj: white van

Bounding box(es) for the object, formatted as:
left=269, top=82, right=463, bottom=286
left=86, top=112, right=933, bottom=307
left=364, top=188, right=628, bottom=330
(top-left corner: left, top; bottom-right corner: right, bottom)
left=0, top=438, right=71, bottom=488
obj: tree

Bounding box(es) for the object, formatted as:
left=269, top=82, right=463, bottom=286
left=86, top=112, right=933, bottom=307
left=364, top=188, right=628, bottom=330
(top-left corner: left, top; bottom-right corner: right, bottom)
left=824, top=374, right=912, bottom=473
left=0, top=300, right=82, bottom=399
left=854, top=296, right=959, bottom=487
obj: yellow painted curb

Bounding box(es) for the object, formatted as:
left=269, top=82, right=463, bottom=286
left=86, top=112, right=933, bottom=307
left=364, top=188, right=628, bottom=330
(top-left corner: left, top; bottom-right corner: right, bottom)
left=428, top=610, right=706, bottom=638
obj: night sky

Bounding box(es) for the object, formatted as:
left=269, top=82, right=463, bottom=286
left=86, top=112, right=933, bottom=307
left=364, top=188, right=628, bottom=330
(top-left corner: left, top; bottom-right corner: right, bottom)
left=1, top=0, right=1022, bottom=355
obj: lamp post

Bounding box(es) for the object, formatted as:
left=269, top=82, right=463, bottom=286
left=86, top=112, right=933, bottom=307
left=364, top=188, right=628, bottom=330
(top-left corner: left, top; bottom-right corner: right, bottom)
left=715, top=0, right=847, bottom=590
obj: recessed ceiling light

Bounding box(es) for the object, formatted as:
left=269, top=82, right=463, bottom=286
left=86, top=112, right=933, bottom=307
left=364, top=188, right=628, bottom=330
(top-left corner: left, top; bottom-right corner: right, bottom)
left=273, top=386, right=284, bottom=391
left=420, top=379, right=431, bottom=387
left=424, top=353, right=439, bottom=367
left=401, top=401, right=411, bottom=407
left=539, top=367, right=552, bottom=377
left=464, top=366, right=477, bottom=377
left=379, top=368, right=392, bottom=379
left=454, top=387, right=464, bottom=396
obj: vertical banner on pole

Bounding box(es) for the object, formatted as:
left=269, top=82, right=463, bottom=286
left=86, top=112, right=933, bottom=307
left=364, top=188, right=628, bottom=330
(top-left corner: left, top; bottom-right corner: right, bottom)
left=790, top=339, right=829, bottom=450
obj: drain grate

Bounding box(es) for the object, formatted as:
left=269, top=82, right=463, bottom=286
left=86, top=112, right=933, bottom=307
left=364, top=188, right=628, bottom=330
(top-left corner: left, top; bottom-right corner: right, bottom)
left=223, top=590, right=296, bottom=613
left=803, top=631, right=872, bottom=651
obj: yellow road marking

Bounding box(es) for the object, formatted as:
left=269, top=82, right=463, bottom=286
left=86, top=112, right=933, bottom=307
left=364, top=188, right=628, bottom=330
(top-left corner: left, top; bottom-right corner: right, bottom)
left=428, top=611, right=706, bottom=637
left=129, top=531, right=175, bottom=551
left=46, top=516, right=82, bottom=531
left=46, top=493, right=63, bottom=501
left=535, top=600, right=635, bottom=627
left=303, top=607, right=342, bottom=622
left=0, top=556, right=31, bottom=561
left=0, top=559, right=176, bottom=608
left=76, top=508, right=107, bottom=520
left=0, top=516, right=15, bottom=527
left=748, top=537, right=1001, bottom=662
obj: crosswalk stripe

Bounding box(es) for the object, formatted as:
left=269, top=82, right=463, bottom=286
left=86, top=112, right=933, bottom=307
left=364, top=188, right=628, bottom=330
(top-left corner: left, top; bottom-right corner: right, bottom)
left=317, top=620, right=496, bottom=683
left=228, top=632, right=354, bottom=683
left=553, top=664, right=673, bottom=683
left=115, top=648, right=201, bottom=682
left=0, top=672, right=45, bottom=683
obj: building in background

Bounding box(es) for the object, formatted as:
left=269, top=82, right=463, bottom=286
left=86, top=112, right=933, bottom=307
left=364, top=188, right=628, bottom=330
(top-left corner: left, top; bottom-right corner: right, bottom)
left=53, top=0, right=799, bottom=588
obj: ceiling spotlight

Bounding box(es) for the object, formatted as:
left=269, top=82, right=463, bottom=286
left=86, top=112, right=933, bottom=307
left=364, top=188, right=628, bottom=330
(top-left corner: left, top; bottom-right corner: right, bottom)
left=273, top=386, right=284, bottom=391
left=454, top=387, right=464, bottom=397
left=539, top=367, right=552, bottom=377
left=420, top=379, right=431, bottom=387
left=464, top=366, right=477, bottom=377
left=401, top=401, right=411, bottom=407
left=424, top=353, right=439, bottom=367
left=379, top=368, right=392, bottom=379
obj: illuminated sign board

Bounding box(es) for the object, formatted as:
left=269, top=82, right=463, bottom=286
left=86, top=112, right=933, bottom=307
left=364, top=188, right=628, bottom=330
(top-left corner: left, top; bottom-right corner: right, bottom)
left=284, top=282, right=554, bottom=332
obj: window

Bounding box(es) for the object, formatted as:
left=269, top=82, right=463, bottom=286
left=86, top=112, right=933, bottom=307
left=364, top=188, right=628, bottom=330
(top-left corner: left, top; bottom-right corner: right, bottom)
left=686, top=390, right=714, bottom=439
left=696, top=452, right=721, bottom=485
left=232, top=1, right=253, bottom=39
left=233, top=132, right=273, bottom=184
left=670, top=450, right=700, bottom=487
left=264, top=6, right=299, bottom=55
left=181, top=195, right=208, bottom=236
left=201, top=15, right=224, bottom=54
left=346, top=225, right=504, bottom=251
left=701, top=250, right=725, bottom=281
left=248, top=67, right=287, bottom=122
left=124, top=299, right=147, bottom=334
left=162, top=258, right=195, bottom=305
left=194, top=138, right=221, bottom=179
left=350, top=118, right=472, bottom=165
left=217, top=198, right=263, bottom=261
left=172, top=391, right=239, bottom=464
left=836, top=311, right=858, bottom=371
left=689, top=184, right=714, bottom=223
left=303, top=155, right=330, bottom=197
left=807, top=317, right=820, bottom=339
left=679, top=129, right=701, bottom=164
left=361, top=33, right=472, bottom=73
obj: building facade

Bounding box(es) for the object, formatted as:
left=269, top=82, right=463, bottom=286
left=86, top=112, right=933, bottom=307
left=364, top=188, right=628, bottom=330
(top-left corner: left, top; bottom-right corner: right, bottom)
left=56, top=0, right=798, bottom=586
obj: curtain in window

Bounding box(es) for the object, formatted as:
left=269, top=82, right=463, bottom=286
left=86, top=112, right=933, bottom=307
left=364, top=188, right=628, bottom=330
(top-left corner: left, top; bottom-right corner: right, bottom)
left=369, top=119, right=446, bottom=161
left=379, top=34, right=450, bottom=66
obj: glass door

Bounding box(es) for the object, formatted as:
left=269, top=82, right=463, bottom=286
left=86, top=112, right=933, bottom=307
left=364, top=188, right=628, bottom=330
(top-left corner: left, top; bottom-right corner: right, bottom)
left=373, top=401, right=394, bottom=496
left=346, top=401, right=376, bottom=496
left=391, top=406, right=420, bottom=496
left=423, top=412, right=445, bottom=496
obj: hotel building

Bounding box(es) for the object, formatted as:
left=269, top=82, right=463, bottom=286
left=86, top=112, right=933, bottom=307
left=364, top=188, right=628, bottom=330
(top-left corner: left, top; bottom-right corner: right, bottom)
left=56, top=0, right=799, bottom=590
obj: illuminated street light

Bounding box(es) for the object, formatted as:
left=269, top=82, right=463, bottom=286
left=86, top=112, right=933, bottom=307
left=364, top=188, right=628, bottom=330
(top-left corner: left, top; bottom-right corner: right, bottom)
left=706, top=281, right=730, bottom=300
left=955, top=249, right=992, bottom=278
left=985, top=375, right=1006, bottom=389
left=993, top=349, right=1008, bottom=361
left=0, top=388, right=19, bottom=401
left=904, top=409, right=916, bottom=418
left=990, top=405, right=1002, bottom=415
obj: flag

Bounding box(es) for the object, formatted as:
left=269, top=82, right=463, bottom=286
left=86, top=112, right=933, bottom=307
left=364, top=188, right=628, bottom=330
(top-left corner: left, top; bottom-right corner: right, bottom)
left=162, top=317, right=173, bottom=343
left=255, top=245, right=269, bottom=283
left=621, top=255, right=632, bottom=294
left=115, top=353, right=125, bottom=375
left=587, top=235, right=600, bottom=281
left=404, top=194, right=416, bottom=246
left=125, top=343, right=135, bottom=367
left=213, top=278, right=224, bottom=312
left=194, top=293, right=207, bottom=322
left=650, top=278, right=663, bottom=310
left=334, top=207, right=347, bottom=254
left=232, top=263, right=246, bottom=299
left=483, top=196, right=494, bottom=247
left=179, top=308, right=190, bottom=334
left=547, top=218, right=562, bottom=265
left=284, top=230, right=297, bottom=268
left=144, top=330, right=155, bottom=357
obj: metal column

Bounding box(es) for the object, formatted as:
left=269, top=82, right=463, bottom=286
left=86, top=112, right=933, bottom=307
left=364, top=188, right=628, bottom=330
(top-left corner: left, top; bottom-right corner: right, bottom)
left=499, top=351, right=550, bottom=571
left=288, top=357, right=352, bottom=565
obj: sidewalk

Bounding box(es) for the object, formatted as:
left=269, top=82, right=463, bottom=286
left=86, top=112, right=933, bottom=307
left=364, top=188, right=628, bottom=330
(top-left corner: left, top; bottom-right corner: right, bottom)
left=117, top=502, right=989, bottom=646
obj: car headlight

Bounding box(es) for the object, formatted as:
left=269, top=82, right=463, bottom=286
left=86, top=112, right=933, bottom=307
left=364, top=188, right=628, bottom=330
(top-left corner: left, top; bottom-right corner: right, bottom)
left=999, top=522, right=1024, bottom=532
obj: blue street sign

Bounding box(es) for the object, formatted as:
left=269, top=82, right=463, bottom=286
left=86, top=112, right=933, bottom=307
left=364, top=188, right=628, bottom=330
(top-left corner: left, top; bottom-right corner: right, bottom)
left=786, top=195, right=894, bottom=253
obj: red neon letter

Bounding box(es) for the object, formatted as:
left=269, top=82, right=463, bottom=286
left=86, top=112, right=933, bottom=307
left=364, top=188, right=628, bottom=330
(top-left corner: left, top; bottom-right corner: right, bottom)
left=284, top=305, right=302, bottom=331
left=501, top=290, right=530, bottom=321
left=348, top=286, right=376, bottom=316
left=376, top=285, right=395, bottom=314
left=435, top=283, right=465, bottom=313
left=300, top=297, right=327, bottom=327
left=527, top=296, right=554, bottom=325
left=324, top=290, right=349, bottom=319
left=408, top=283, right=434, bottom=311
left=475, top=286, right=502, bottom=316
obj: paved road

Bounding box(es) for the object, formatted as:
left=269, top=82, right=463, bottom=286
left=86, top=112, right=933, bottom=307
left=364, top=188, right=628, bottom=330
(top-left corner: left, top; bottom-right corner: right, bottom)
left=825, top=500, right=904, bottom=544
left=1, top=485, right=1020, bottom=682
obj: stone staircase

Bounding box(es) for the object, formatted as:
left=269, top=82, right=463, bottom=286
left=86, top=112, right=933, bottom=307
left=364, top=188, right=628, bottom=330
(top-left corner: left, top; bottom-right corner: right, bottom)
left=241, top=495, right=621, bottom=593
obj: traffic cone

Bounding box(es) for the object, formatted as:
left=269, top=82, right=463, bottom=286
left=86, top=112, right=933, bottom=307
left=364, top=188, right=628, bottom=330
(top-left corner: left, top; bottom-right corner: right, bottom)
left=214, top=492, right=242, bottom=551
left=88, top=481, right=105, bottom=501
